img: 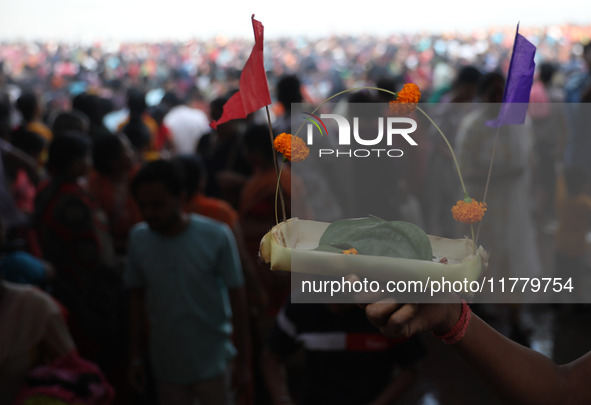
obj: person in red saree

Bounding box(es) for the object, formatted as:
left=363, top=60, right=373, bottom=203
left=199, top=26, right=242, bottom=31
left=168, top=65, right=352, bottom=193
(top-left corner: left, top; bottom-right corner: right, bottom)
left=34, top=132, right=121, bottom=375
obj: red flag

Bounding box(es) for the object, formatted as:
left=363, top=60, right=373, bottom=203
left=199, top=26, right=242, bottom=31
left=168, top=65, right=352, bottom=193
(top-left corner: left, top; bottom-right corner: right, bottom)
left=210, top=15, right=271, bottom=129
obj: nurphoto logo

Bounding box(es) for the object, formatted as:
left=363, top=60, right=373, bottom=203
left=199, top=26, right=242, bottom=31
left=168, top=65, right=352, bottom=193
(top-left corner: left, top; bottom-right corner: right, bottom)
left=302, top=111, right=419, bottom=158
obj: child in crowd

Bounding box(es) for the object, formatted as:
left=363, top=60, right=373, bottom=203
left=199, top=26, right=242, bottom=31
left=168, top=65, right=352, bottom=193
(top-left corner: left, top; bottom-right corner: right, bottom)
left=127, top=159, right=251, bottom=405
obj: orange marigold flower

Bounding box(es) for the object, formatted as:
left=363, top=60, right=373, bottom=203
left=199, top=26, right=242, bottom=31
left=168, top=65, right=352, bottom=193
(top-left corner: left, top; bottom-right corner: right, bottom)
left=273, top=133, right=309, bottom=162
left=451, top=199, right=487, bottom=224
left=397, top=83, right=421, bottom=103
left=343, top=248, right=359, bottom=255
left=389, top=83, right=421, bottom=114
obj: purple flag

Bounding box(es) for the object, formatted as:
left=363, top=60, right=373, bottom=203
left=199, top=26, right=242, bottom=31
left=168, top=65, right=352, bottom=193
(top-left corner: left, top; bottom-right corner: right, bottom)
left=486, top=24, right=536, bottom=128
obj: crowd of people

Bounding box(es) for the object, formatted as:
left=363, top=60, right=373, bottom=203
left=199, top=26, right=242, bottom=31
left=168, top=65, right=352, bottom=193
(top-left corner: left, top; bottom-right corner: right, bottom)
left=1, top=24, right=591, bottom=118
left=1, top=22, right=591, bottom=405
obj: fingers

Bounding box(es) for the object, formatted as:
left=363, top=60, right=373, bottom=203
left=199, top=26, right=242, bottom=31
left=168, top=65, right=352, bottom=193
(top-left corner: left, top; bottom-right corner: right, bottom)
left=386, top=303, right=419, bottom=337
left=365, top=302, right=419, bottom=338
left=341, top=274, right=429, bottom=339
left=388, top=302, right=419, bottom=325
left=365, top=301, right=403, bottom=328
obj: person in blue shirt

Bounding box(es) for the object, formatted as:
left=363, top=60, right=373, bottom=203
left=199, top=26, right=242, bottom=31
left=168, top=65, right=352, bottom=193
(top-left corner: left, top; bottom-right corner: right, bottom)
left=126, top=159, right=250, bottom=405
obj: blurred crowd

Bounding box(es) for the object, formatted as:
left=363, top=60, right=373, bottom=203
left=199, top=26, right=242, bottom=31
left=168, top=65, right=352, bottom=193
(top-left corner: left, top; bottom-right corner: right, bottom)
left=2, top=22, right=591, bottom=405
left=1, top=24, right=591, bottom=114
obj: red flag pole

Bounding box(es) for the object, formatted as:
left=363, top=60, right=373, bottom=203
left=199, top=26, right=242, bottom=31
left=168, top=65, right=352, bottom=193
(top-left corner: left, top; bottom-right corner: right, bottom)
left=209, top=15, right=285, bottom=222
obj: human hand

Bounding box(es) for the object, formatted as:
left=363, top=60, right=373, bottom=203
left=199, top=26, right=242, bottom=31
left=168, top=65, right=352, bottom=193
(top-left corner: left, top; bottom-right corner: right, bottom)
left=363, top=300, right=462, bottom=339
left=344, top=274, right=462, bottom=339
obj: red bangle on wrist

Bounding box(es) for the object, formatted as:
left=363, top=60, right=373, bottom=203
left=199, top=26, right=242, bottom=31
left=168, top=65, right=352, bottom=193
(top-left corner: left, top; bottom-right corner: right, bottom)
left=433, top=299, right=472, bottom=344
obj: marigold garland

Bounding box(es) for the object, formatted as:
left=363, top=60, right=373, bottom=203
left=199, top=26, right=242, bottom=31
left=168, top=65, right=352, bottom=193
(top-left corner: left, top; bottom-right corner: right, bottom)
left=389, top=83, right=421, bottom=114
left=273, top=133, right=309, bottom=162
left=451, top=199, right=487, bottom=224
left=343, top=248, right=359, bottom=255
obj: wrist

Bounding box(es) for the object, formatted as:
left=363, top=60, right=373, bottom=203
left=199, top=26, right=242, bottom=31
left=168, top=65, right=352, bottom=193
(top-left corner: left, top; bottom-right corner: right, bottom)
left=433, top=302, right=462, bottom=336
left=433, top=299, right=472, bottom=344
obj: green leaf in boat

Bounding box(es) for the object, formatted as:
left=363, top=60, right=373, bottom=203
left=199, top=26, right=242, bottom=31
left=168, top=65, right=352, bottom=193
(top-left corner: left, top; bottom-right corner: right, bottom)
left=318, top=217, right=385, bottom=247
left=315, top=218, right=432, bottom=261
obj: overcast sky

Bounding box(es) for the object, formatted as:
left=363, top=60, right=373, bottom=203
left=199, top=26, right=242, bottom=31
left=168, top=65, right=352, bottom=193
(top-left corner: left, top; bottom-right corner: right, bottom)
left=0, top=0, right=590, bottom=42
